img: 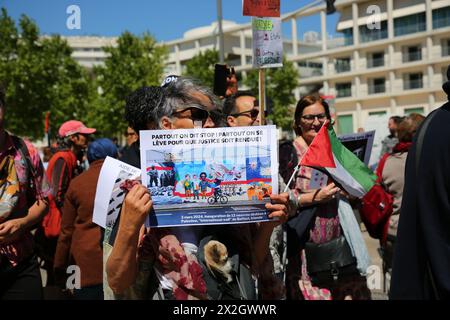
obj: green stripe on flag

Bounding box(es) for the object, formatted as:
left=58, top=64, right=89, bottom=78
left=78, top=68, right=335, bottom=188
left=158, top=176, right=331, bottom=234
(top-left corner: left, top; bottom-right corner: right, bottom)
left=328, top=126, right=376, bottom=194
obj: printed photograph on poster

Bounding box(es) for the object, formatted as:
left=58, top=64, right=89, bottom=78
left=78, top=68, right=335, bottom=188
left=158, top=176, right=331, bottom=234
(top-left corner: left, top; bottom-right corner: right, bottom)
left=140, top=126, right=279, bottom=228
left=338, top=130, right=375, bottom=166
left=93, top=157, right=141, bottom=229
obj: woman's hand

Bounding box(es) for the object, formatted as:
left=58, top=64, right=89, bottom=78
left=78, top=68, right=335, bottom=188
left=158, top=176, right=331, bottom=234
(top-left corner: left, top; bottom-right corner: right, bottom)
left=314, top=183, right=340, bottom=203
left=262, top=193, right=289, bottom=230
left=120, top=184, right=153, bottom=234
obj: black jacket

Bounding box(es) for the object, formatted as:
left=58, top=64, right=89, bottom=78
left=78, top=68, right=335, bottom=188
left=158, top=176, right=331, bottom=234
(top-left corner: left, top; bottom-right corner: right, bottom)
left=389, top=100, right=450, bottom=300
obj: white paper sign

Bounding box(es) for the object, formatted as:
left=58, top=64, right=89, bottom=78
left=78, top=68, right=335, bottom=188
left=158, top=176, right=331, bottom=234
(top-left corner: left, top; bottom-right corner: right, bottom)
left=93, top=157, right=141, bottom=228
left=252, top=17, right=283, bottom=69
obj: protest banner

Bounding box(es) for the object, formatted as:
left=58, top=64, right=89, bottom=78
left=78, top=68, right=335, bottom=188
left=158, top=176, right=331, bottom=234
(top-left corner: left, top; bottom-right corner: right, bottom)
left=140, top=126, right=279, bottom=228
left=93, top=157, right=141, bottom=228
left=252, top=17, right=283, bottom=69
left=338, top=130, right=375, bottom=166
left=243, top=0, right=280, bottom=17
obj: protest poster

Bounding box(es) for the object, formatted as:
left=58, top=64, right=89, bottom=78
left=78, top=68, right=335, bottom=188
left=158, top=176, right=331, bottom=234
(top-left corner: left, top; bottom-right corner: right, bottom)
left=93, top=156, right=141, bottom=229
left=140, top=126, right=279, bottom=228
left=252, top=17, right=283, bottom=69
left=243, top=0, right=280, bottom=17
left=364, top=114, right=390, bottom=167
left=338, top=130, right=375, bottom=166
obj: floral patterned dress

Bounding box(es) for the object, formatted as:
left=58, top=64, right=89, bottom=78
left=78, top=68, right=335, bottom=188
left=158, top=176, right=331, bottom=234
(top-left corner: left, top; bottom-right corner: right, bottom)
left=287, top=136, right=371, bottom=300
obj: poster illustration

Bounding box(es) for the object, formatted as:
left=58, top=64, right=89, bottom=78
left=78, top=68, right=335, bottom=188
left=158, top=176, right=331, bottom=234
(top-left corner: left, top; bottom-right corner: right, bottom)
left=140, top=126, right=279, bottom=227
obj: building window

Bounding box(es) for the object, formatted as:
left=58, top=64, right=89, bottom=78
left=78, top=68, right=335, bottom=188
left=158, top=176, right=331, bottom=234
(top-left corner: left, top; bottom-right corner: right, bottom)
left=341, top=28, right=353, bottom=46
left=433, top=6, right=450, bottom=29
left=403, top=45, right=422, bottom=63
left=368, top=52, right=384, bottom=68
left=369, top=111, right=387, bottom=117
left=359, top=20, right=388, bottom=43
left=369, top=78, right=386, bottom=94
left=337, top=114, right=354, bottom=134
left=442, top=39, right=450, bottom=57
left=404, top=73, right=423, bottom=90
left=335, top=57, right=351, bottom=73
left=404, top=107, right=424, bottom=115
left=394, top=13, right=426, bottom=37
left=336, top=83, right=352, bottom=98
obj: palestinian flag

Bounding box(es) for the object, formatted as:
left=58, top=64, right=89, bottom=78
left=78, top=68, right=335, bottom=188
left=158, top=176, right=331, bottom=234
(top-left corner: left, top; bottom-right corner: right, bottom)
left=300, top=121, right=376, bottom=198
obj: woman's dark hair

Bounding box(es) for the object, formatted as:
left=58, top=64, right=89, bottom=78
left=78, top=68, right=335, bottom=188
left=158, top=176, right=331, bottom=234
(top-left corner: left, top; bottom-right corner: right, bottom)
left=293, top=94, right=331, bottom=136
left=125, top=86, right=164, bottom=132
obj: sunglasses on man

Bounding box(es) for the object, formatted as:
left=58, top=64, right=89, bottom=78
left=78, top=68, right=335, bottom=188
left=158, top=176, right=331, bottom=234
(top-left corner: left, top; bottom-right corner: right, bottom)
left=231, top=108, right=259, bottom=120
left=171, top=106, right=210, bottom=123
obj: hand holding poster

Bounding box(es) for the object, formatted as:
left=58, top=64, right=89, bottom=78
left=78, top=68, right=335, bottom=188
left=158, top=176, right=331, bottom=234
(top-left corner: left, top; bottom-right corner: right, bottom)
left=243, top=0, right=280, bottom=17
left=252, top=17, right=283, bottom=69
left=140, top=126, right=279, bottom=228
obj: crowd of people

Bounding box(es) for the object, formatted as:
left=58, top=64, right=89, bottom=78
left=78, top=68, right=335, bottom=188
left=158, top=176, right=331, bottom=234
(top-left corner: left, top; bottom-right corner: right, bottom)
left=0, top=65, right=449, bottom=300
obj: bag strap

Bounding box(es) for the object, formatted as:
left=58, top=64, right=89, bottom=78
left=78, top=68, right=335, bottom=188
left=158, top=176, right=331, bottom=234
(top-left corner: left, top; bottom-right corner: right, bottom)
left=413, top=110, right=440, bottom=300
left=10, top=135, right=40, bottom=200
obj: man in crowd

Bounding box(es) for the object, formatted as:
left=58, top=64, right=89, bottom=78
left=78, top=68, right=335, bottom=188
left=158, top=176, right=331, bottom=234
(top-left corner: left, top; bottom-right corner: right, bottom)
left=380, top=116, right=403, bottom=158
left=0, top=84, right=51, bottom=299
left=54, top=138, right=118, bottom=300
left=36, top=120, right=96, bottom=286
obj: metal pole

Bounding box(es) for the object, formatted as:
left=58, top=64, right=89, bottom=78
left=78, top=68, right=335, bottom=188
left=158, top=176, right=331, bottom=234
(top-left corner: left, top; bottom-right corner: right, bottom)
left=216, top=0, right=225, bottom=63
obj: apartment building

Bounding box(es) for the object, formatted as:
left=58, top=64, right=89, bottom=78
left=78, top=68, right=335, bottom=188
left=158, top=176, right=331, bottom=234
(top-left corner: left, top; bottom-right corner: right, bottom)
left=64, top=0, right=450, bottom=136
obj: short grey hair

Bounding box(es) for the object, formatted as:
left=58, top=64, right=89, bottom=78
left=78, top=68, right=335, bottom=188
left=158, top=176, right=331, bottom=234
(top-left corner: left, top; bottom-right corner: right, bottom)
left=153, top=77, right=224, bottom=128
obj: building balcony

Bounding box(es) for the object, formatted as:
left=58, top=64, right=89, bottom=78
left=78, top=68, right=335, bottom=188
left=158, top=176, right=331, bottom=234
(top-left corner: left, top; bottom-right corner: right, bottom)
left=433, top=17, right=450, bottom=30
left=368, top=84, right=386, bottom=94
left=336, top=88, right=352, bottom=98
left=394, top=23, right=426, bottom=37
left=404, top=79, right=423, bottom=90
left=335, top=63, right=351, bottom=73
left=403, top=51, right=422, bottom=63
left=367, top=57, right=384, bottom=68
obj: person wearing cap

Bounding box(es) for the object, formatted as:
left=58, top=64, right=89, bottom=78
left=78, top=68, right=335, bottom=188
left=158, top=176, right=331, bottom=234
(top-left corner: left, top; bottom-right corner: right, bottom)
left=34, top=119, right=95, bottom=287
left=54, top=138, right=118, bottom=300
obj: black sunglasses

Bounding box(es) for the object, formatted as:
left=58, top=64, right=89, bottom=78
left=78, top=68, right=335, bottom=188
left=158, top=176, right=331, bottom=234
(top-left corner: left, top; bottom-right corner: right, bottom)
left=171, top=106, right=210, bottom=122
left=231, top=108, right=259, bottom=119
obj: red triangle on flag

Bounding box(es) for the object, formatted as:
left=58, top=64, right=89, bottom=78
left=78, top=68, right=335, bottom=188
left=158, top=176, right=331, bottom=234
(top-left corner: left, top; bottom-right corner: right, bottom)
left=299, top=121, right=336, bottom=168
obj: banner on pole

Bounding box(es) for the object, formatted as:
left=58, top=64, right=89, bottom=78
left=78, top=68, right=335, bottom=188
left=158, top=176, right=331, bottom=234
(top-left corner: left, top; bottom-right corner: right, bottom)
left=252, top=17, right=283, bottom=69
left=243, top=0, right=280, bottom=17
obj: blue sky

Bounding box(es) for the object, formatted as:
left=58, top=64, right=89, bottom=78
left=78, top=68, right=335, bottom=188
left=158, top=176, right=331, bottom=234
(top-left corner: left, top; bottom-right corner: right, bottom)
left=1, top=0, right=340, bottom=41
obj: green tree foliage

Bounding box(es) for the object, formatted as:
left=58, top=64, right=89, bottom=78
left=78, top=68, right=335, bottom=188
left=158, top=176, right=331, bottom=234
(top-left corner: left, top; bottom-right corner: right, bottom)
left=0, top=8, right=92, bottom=140
left=91, top=32, right=167, bottom=137
left=244, top=58, right=299, bottom=130
left=183, top=49, right=219, bottom=89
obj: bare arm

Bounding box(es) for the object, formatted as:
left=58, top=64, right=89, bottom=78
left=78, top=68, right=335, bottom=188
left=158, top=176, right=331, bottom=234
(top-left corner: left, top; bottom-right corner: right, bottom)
left=106, top=184, right=152, bottom=294
left=0, top=198, right=48, bottom=244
